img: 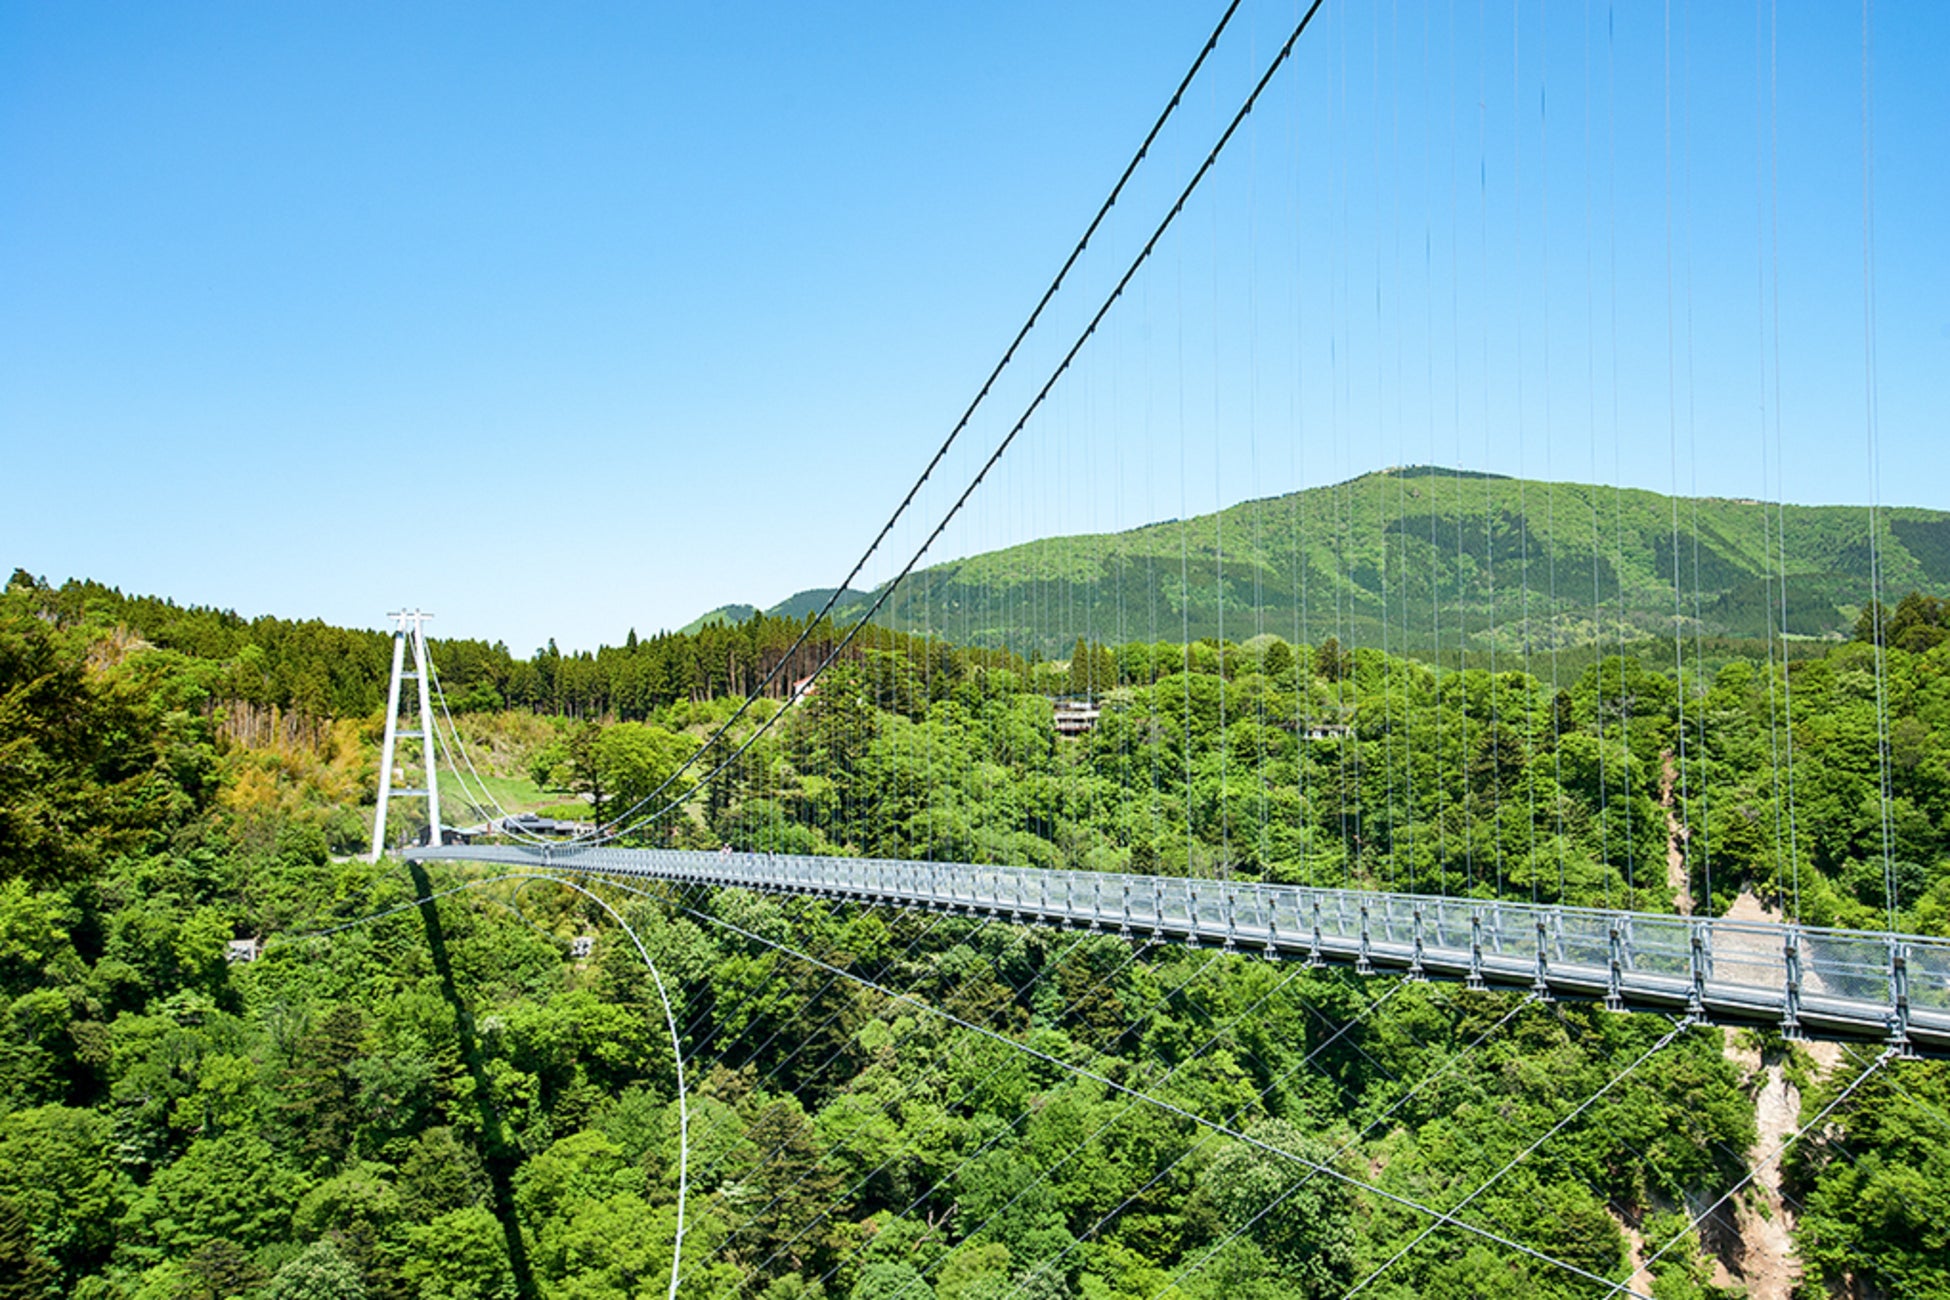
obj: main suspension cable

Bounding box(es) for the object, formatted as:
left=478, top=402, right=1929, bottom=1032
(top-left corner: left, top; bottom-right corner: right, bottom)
left=585, top=0, right=1334, bottom=847
left=553, top=0, right=1249, bottom=846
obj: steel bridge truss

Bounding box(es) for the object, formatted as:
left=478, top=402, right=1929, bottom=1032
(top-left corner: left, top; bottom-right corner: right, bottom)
left=410, top=845, right=1950, bottom=1056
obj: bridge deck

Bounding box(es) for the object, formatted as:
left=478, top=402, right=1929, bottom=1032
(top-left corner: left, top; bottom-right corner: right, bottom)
left=409, top=845, right=1950, bottom=1055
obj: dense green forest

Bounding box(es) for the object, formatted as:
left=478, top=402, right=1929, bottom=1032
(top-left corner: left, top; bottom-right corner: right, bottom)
left=7, top=571, right=960, bottom=726
left=1, top=570, right=1946, bottom=1299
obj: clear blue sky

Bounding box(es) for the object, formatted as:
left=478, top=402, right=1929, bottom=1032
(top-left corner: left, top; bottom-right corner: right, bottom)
left=4, top=1, right=1945, bottom=653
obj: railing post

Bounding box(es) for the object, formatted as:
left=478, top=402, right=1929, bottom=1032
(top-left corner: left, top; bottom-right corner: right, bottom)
left=1606, top=918, right=1626, bottom=1013
left=1187, top=885, right=1202, bottom=949
left=1309, top=896, right=1324, bottom=968
left=1224, top=890, right=1238, bottom=953
left=1408, top=905, right=1426, bottom=981
left=1533, top=914, right=1552, bottom=1000
left=1688, top=920, right=1708, bottom=1019
left=1782, top=928, right=1804, bottom=1041
left=1120, top=881, right=1133, bottom=939
left=1890, top=940, right=1914, bottom=1056
left=1468, top=911, right=1486, bottom=990
left=1262, top=885, right=1280, bottom=960
left=1357, top=900, right=1373, bottom=975
left=1152, top=879, right=1165, bottom=938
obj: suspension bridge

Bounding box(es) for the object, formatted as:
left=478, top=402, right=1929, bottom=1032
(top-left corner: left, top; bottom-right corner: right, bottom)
left=380, top=0, right=1948, bottom=1058
left=411, top=845, right=1949, bottom=1056
left=344, top=1, right=1949, bottom=1296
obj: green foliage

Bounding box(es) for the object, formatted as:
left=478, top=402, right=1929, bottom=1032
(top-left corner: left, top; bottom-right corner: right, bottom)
left=1194, top=1119, right=1354, bottom=1297
left=850, top=1260, right=932, bottom=1300
left=123, top=1130, right=309, bottom=1255
left=590, top=722, right=693, bottom=825
left=1, top=567, right=1946, bottom=1300
left=396, top=1127, right=491, bottom=1222
left=0, top=1196, right=58, bottom=1300
left=265, top=1239, right=368, bottom=1300
left=1855, top=588, right=1950, bottom=651
left=0, top=597, right=217, bottom=884
left=5, top=573, right=963, bottom=726
left=1067, top=640, right=1119, bottom=697
left=1787, top=1056, right=1950, bottom=1296
left=181, top=1236, right=268, bottom=1298
left=400, top=1205, right=517, bottom=1300
left=0, top=1104, right=116, bottom=1278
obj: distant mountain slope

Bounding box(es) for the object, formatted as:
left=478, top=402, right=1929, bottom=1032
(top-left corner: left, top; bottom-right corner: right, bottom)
left=678, top=589, right=875, bottom=637
left=766, top=587, right=873, bottom=621
left=678, top=603, right=758, bottom=635
left=728, top=468, right=1950, bottom=656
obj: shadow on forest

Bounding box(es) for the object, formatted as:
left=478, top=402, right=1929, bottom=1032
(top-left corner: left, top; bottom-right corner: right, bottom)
left=410, top=861, right=541, bottom=1300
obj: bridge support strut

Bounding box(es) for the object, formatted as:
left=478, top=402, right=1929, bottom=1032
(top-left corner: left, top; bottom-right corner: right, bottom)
left=370, top=609, right=441, bottom=861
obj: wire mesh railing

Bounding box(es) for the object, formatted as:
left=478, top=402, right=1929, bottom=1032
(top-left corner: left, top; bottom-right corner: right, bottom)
left=410, top=844, right=1948, bottom=1054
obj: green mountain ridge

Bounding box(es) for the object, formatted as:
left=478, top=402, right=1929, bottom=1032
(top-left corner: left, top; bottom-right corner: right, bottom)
left=711, top=468, right=1950, bottom=656
left=677, top=603, right=758, bottom=635
left=679, top=589, right=874, bottom=637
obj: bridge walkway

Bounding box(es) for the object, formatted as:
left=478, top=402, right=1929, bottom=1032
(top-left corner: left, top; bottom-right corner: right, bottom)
left=409, top=845, right=1950, bottom=1055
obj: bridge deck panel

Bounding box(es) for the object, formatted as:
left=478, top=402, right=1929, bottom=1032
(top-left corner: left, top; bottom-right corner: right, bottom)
left=408, top=845, right=1949, bottom=1055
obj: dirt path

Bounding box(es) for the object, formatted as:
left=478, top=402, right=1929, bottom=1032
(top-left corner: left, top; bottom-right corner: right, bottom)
left=1611, top=1024, right=1815, bottom=1300
left=1716, top=1030, right=1803, bottom=1299
left=1610, top=1210, right=1657, bottom=1299
left=1661, top=751, right=1692, bottom=914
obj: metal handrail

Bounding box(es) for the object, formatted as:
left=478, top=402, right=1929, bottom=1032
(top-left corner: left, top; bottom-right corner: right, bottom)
left=409, top=844, right=1948, bottom=1056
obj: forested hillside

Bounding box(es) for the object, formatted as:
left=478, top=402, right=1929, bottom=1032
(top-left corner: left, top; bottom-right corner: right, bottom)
left=7, top=570, right=900, bottom=725
left=728, top=469, right=1950, bottom=656
left=1, top=571, right=1946, bottom=1299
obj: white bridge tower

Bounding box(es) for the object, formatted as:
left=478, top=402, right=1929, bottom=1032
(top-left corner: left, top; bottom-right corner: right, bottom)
left=369, top=609, right=443, bottom=861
